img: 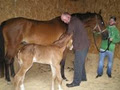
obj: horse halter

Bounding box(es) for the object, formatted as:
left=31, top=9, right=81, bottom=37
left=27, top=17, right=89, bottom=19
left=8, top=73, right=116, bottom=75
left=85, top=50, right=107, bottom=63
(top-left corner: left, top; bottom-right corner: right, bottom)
left=93, top=24, right=106, bottom=34
left=93, top=15, right=106, bottom=33
left=92, top=15, right=111, bottom=53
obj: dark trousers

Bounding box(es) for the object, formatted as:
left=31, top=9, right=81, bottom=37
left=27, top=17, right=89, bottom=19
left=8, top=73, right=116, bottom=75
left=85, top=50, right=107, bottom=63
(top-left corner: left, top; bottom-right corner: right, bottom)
left=73, top=47, right=89, bottom=85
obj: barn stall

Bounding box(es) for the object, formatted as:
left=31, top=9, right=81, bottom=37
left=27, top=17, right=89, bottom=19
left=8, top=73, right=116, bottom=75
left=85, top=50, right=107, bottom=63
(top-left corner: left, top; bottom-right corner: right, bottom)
left=0, top=0, right=120, bottom=90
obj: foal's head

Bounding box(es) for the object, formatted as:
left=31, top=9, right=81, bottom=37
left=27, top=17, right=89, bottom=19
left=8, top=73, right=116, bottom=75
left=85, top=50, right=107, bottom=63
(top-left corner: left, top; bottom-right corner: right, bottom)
left=53, top=33, right=73, bottom=49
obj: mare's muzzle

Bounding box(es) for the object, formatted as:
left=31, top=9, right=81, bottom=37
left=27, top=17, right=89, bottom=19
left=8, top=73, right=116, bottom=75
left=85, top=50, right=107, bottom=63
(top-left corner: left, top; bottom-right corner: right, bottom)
left=101, top=30, right=109, bottom=40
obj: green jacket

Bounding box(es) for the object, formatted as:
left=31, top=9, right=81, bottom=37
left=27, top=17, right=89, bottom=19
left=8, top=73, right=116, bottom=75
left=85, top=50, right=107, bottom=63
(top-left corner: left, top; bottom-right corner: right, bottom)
left=100, top=25, right=120, bottom=52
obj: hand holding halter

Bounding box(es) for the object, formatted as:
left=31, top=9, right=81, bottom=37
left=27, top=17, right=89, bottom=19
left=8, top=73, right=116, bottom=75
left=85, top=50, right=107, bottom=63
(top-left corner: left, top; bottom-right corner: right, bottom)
left=92, top=24, right=112, bottom=53
left=93, top=23, right=107, bottom=34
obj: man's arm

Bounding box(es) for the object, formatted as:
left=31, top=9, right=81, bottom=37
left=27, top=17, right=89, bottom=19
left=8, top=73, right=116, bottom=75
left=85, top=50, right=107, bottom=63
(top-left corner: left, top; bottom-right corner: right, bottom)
left=111, top=29, right=120, bottom=43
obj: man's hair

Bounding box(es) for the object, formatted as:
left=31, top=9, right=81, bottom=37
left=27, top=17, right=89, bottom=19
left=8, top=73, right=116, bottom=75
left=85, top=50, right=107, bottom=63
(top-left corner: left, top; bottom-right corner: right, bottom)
left=110, top=16, right=116, bottom=21
left=62, top=12, right=71, bottom=15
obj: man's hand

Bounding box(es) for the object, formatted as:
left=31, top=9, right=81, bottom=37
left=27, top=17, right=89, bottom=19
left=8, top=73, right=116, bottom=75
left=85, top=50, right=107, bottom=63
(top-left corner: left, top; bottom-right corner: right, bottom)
left=110, top=38, right=113, bottom=41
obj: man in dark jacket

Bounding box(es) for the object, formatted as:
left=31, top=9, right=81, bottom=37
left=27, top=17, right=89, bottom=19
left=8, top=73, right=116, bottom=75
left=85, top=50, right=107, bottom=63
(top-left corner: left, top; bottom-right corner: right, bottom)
left=61, top=12, right=90, bottom=87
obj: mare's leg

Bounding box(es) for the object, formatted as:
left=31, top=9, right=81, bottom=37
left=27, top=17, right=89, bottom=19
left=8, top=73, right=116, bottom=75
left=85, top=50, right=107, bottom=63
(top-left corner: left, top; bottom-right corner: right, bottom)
left=14, top=62, right=33, bottom=90
left=10, top=58, right=15, bottom=77
left=5, top=63, right=10, bottom=82
left=0, top=48, right=5, bottom=78
left=5, top=45, right=19, bottom=82
left=0, top=50, right=4, bottom=78
left=3, top=25, right=23, bottom=82
left=0, top=60, right=4, bottom=78
left=60, top=59, right=66, bottom=80
left=50, top=65, right=57, bottom=90
left=0, top=25, right=5, bottom=78
left=60, top=49, right=68, bottom=81
left=56, top=64, right=63, bottom=90
left=4, top=52, right=15, bottom=82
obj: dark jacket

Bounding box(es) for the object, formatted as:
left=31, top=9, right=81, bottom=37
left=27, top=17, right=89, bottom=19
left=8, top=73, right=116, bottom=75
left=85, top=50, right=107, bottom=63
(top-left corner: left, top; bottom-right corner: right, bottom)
left=68, top=16, right=90, bottom=50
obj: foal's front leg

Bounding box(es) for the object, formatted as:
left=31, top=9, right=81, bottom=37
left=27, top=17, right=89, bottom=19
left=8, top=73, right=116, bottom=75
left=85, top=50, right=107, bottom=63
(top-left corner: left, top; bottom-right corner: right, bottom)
left=14, top=66, right=26, bottom=90
left=50, top=65, right=56, bottom=90
left=56, top=64, right=63, bottom=90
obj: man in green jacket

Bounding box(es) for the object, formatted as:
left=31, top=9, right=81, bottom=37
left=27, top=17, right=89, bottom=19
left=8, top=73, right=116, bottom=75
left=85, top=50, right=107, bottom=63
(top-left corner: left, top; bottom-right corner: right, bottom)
left=96, top=16, right=120, bottom=78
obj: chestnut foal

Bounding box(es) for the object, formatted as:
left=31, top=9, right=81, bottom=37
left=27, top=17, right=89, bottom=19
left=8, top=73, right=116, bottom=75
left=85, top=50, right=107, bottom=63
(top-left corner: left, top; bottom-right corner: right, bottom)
left=14, top=33, right=72, bottom=90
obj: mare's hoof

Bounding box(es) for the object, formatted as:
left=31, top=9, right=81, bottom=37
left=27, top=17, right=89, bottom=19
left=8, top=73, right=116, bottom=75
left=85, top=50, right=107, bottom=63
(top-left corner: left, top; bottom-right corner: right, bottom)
left=6, top=78, right=11, bottom=83
left=7, top=81, right=12, bottom=85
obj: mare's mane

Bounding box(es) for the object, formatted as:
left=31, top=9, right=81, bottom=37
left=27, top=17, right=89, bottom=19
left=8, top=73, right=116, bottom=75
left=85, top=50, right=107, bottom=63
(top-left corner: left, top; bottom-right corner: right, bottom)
left=72, top=12, right=103, bottom=22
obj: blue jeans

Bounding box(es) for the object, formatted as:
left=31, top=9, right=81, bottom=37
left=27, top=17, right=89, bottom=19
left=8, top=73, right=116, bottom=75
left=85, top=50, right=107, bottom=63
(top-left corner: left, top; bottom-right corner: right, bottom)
left=97, top=49, right=114, bottom=76
left=73, top=47, right=89, bottom=85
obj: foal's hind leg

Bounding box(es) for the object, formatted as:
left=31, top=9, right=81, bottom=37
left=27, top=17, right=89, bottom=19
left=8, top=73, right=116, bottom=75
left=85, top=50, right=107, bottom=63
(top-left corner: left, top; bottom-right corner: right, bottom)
left=14, top=62, right=33, bottom=90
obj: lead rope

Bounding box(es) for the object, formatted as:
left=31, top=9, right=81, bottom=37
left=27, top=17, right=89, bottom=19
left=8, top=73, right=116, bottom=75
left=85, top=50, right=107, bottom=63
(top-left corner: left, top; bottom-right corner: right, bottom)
left=93, top=15, right=111, bottom=53
left=92, top=32, right=111, bottom=53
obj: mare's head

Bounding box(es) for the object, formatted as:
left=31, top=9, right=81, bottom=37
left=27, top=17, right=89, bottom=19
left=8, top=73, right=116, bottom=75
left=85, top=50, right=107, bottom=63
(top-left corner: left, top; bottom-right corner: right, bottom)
left=72, top=11, right=105, bottom=32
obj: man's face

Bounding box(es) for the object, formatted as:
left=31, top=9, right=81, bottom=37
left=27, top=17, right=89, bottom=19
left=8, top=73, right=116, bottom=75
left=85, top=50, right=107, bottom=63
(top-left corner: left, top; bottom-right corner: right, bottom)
left=61, top=14, right=71, bottom=24
left=109, top=19, right=116, bottom=26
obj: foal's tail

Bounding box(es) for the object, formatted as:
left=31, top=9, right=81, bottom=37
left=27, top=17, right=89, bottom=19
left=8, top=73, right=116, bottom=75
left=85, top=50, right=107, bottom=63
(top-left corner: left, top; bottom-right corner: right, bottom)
left=0, top=21, right=5, bottom=77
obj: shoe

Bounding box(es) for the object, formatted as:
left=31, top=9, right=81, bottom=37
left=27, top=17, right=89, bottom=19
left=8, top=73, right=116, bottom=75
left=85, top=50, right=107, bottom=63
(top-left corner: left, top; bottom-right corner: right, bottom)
left=96, top=75, right=102, bottom=78
left=107, top=74, right=112, bottom=78
left=82, top=79, right=87, bottom=81
left=66, top=83, right=79, bottom=87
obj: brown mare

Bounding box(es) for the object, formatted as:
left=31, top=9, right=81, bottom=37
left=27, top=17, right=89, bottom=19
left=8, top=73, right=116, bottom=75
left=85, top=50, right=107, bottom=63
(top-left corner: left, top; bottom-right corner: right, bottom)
left=0, top=12, right=105, bottom=82
left=14, top=33, right=72, bottom=90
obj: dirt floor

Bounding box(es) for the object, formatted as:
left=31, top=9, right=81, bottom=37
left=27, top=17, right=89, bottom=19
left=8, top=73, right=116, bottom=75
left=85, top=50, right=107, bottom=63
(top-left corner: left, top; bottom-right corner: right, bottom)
left=0, top=51, right=120, bottom=90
